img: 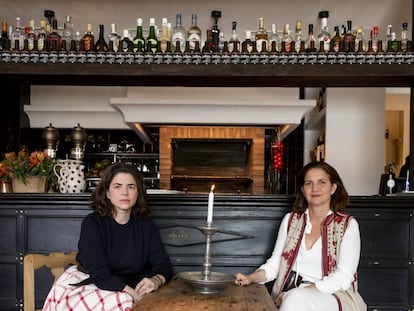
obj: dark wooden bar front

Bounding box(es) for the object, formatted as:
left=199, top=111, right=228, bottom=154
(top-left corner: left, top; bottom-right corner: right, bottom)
left=135, top=279, right=277, bottom=311
left=0, top=193, right=413, bottom=311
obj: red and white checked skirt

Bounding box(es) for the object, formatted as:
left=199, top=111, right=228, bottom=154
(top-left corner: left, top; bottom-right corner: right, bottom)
left=42, top=265, right=134, bottom=311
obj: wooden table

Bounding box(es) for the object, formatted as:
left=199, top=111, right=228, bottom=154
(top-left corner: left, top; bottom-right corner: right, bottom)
left=134, top=279, right=277, bottom=311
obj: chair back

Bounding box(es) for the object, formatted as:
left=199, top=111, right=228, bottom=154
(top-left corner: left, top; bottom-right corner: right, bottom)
left=23, top=252, right=77, bottom=311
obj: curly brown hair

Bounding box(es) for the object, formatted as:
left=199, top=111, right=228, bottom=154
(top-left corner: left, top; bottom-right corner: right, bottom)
left=90, top=163, right=150, bottom=218
left=292, top=161, right=349, bottom=214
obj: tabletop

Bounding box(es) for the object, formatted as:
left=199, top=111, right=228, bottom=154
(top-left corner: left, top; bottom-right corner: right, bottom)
left=133, top=278, right=277, bottom=311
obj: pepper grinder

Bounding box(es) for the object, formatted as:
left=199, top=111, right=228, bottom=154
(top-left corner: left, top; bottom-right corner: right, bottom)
left=70, top=123, right=87, bottom=160
left=42, top=123, right=59, bottom=158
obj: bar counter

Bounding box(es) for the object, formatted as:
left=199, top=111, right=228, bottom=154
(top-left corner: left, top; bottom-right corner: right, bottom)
left=0, top=192, right=413, bottom=310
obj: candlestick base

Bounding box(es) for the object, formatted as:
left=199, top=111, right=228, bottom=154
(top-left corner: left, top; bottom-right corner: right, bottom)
left=176, top=271, right=235, bottom=294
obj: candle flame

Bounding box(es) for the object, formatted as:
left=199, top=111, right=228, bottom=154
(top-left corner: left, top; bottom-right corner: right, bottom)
left=211, top=184, right=215, bottom=192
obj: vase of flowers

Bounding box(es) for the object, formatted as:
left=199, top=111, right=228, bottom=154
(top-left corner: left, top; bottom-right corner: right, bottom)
left=0, top=148, right=56, bottom=193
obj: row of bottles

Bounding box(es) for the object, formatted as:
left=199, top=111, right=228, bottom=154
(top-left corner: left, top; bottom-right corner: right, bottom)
left=0, top=10, right=413, bottom=65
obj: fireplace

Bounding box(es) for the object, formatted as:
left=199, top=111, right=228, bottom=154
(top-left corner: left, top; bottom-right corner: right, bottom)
left=159, top=126, right=265, bottom=194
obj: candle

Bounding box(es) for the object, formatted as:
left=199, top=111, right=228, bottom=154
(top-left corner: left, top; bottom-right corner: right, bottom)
left=207, top=185, right=215, bottom=225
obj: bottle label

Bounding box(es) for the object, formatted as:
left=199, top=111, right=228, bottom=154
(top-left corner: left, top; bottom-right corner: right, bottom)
left=211, top=53, right=221, bottom=64
left=230, top=53, right=241, bottom=64
left=317, top=53, right=327, bottom=64
left=48, top=51, right=58, bottom=63
left=192, top=53, right=202, bottom=65
left=182, top=53, right=192, bottom=64
left=346, top=52, right=356, bottom=64
left=77, top=51, right=87, bottom=63
left=58, top=51, right=68, bottom=64
left=221, top=53, right=231, bottom=65
left=37, top=38, right=45, bottom=51
left=278, top=53, right=288, bottom=65
left=356, top=53, right=366, bottom=64
left=297, top=52, right=307, bottom=64
left=188, top=33, right=201, bottom=50
left=20, top=51, right=30, bottom=63
left=125, top=52, right=135, bottom=64
left=327, top=53, right=337, bottom=64
left=29, top=51, right=39, bottom=63
left=144, top=53, right=154, bottom=64
left=1, top=51, right=11, bottom=62
left=336, top=52, right=346, bottom=64
left=68, top=51, right=77, bottom=64
left=288, top=53, right=298, bottom=64
left=269, top=53, right=279, bottom=64
left=404, top=52, right=414, bottom=64
left=153, top=52, right=163, bottom=64
left=134, top=53, right=144, bottom=65
left=394, top=53, right=404, bottom=64
left=96, top=52, right=106, bottom=64
left=163, top=53, right=173, bottom=64
left=201, top=53, right=211, bottom=65
left=365, top=53, right=376, bottom=64
left=115, top=52, right=125, bottom=64
left=375, top=53, right=385, bottom=64
left=172, top=53, right=183, bottom=64
left=385, top=53, right=395, bottom=64
left=86, top=51, right=97, bottom=63
left=39, top=51, right=49, bottom=63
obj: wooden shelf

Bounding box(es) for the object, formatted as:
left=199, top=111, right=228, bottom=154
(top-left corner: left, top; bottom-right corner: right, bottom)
left=1, top=62, right=414, bottom=87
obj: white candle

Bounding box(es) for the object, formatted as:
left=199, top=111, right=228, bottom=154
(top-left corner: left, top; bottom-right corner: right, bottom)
left=207, top=185, right=215, bottom=225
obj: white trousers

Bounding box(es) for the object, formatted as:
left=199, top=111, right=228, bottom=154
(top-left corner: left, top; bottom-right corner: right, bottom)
left=279, top=287, right=339, bottom=311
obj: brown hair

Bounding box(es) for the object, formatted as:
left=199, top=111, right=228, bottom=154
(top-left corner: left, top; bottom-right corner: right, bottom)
left=292, top=161, right=349, bottom=214
left=90, top=163, right=150, bottom=218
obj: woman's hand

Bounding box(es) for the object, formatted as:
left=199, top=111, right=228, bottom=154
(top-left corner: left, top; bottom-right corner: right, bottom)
left=275, top=293, right=284, bottom=308
left=235, top=273, right=252, bottom=286
left=135, top=277, right=158, bottom=298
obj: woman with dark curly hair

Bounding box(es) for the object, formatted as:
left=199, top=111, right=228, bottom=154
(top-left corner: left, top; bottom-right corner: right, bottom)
left=235, top=161, right=366, bottom=311
left=43, top=163, right=173, bottom=310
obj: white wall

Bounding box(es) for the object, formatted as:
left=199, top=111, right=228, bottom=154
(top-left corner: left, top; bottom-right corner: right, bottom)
left=326, top=88, right=385, bottom=195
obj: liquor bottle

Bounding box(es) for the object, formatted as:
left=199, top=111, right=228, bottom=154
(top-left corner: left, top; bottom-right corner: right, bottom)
left=228, top=21, right=240, bottom=53
left=47, top=19, right=61, bottom=52
left=401, top=22, right=409, bottom=52
left=0, top=21, right=9, bottom=51
left=294, top=20, right=303, bottom=53
left=288, top=39, right=298, bottom=65
left=20, top=38, right=30, bottom=63
left=331, top=26, right=343, bottom=53
left=144, top=38, right=155, bottom=64
left=211, top=43, right=221, bottom=64
left=187, top=13, right=201, bottom=51
left=29, top=38, right=39, bottom=63
left=259, top=41, right=269, bottom=64
left=230, top=31, right=241, bottom=64
left=404, top=40, right=414, bottom=64
left=37, top=20, right=47, bottom=52
left=255, top=17, right=268, bottom=53
left=249, top=40, right=259, bottom=64
left=385, top=32, right=396, bottom=64
left=375, top=39, right=385, bottom=64
left=182, top=41, right=192, bottom=64
left=278, top=41, right=289, bottom=65
left=281, top=24, right=293, bottom=53
left=218, top=31, right=225, bottom=53
left=394, top=39, right=404, bottom=64
left=162, top=40, right=172, bottom=64
left=108, top=23, right=120, bottom=52
left=269, top=24, right=281, bottom=52
left=67, top=39, right=77, bottom=64
left=221, top=41, right=231, bottom=64
left=317, top=40, right=327, bottom=64
left=95, top=24, right=108, bottom=52
left=105, top=40, right=116, bottom=64
left=26, top=20, right=36, bottom=51
left=10, top=39, right=21, bottom=63
left=343, top=20, right=356, bottom=53
left=201, top=30, right=212, bottom=65
left=61, top=16, right=74, bottom=48
left=123, top=31, right=135, bottom=65
left=211, top=10, right=221, bottom=52
left=354, top=26, right=366, bottom=53
left=171, top=14, right=186, bottom=53
left=192, top=41, right=202, bottom=65
left=317, top=11, right=331, bottom=52
left=82, top=23, right=95, bottom=52
left=297, top=40, right=307, bottom=64
left=355, top=39, right=366, bottom=64
left=58, top=40, right=68, bottom=63
left=305, top=24, right=317, bottom=53
left=146, top=18, right=158, bottom=53
left=159, top=18, right=170, bottom=53
left=371, top=26, right=380, bottom=52
left=365, top=37, right=376, bottom=64
left=11, top=17, right=24, bottom=51
left=172, top=40, right=183, bottom=64
left=153, top=41, right=164, bottom=64
left=133, top=18, right=145, bottom=53
left=268, top=40, right=279, bottom=64
left=385, top=24, right=392, bottom=46
left=134, top=41, right=145, bottom=64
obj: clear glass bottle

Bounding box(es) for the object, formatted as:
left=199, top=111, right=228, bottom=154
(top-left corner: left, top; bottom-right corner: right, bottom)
left=26, top=20, right=36, bottom=51
left=133, top=18, right=145, bottom=53
left=228, top=21, right=240, bottom=53
left=171, top=14, right=186, bottom=53
left=61, top=16, right=74, bottom=49
left=401, top=22, right=408, bottom=52
left=269, top=24, right=281, bottom=52
left=187, top=13, right=201, bottom=51
left=255, top=17, right=268, bottom=53
left=159, top=18, right=170, bottom=53
left=294, top=20, right=303, bottom=53
left=37, top=20, right=47, bottom=52
left=281, top=24, right=293, bottom=53
left=11, top=17, right=24, bottom=50
left=108, top=23, right=120, bottom=53
left=317, top=11, right=331, bottom=52
left=146, top=18, right=158, bottom=53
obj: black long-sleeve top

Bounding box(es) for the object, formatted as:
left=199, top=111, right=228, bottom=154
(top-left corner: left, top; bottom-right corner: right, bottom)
left=76, top=212, right=174, bottom=291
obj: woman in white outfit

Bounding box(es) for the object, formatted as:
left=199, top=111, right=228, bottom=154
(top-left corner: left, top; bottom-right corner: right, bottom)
left=234, top=161, right=366, bottom=311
